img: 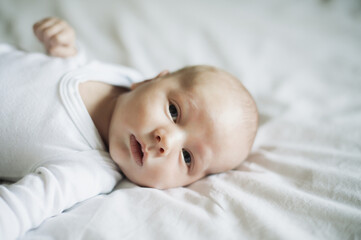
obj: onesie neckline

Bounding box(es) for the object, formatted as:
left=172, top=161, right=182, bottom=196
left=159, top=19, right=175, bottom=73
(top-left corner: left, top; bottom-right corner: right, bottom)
left=59, top=60, right=143, bottom=151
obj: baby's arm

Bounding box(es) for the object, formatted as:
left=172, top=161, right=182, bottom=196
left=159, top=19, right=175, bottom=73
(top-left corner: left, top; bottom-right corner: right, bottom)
left=33, top=17, right=77, bottom=58
left=0, top=151, right=121, bottom=239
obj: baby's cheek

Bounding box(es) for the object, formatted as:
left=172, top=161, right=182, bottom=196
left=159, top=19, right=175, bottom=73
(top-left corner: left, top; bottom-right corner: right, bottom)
left=140, top=167, right=177, bottom=189
left=109, top=142, right=128, bottom=167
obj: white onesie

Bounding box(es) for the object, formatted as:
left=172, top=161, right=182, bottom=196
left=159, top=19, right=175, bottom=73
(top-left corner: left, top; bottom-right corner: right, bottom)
left=0, top=44, right=143, bottom=239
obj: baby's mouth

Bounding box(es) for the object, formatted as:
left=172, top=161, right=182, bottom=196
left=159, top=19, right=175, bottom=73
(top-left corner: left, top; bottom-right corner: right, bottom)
left=130, top=134, right=144, bottom=166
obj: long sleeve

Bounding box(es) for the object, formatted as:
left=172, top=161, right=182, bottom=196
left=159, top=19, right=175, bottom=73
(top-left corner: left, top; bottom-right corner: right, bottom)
left=0, top=150, right=122, bottom=239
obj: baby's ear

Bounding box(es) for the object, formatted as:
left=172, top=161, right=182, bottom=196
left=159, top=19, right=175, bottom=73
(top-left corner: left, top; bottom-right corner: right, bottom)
left=130, top=70, right=169, bottom=90
left=130, top=79, right=151, bottom=90
left=156, top=70, right=169, bottom=78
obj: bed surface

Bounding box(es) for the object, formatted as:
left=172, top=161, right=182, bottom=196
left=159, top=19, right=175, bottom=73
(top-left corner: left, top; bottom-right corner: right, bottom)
left=0, top=0, right=360, bottom=239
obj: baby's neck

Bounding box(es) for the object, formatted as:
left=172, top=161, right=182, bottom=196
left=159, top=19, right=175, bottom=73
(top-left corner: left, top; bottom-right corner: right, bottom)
left=78, top=81, right=128, bottom=147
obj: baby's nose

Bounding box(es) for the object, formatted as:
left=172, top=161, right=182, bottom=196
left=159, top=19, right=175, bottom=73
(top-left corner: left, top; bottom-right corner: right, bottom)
left=153, top=129, right=170, bottom=156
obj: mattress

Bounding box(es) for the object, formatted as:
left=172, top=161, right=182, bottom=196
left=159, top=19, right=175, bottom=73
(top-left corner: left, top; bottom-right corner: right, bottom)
left=0, top=0, right=360, bottom=239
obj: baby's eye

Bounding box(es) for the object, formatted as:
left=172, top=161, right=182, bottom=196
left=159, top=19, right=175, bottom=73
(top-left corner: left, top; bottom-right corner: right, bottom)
left=182, top=149, right=192, bottom=167
left=169, top=103, right=178, bottom=122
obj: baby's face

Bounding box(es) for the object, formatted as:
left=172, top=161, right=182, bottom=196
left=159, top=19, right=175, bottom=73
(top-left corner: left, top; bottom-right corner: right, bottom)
left=108, top=70, right=248, bottom=189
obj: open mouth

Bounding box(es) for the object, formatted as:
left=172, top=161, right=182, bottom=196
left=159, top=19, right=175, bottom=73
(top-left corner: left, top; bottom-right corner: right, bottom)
left=130, top=134, right=144, bottom=166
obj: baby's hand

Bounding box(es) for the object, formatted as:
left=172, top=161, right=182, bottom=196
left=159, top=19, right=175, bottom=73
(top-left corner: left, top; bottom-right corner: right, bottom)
left=33, top=17, right=77, bottom=58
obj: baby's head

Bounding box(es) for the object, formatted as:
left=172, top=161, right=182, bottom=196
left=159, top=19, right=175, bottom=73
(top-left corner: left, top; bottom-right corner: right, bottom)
left=108, top=65, right=258, bottom=189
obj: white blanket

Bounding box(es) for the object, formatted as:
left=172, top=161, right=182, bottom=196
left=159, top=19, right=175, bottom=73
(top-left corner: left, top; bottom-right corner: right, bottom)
left=0, top=0, right=360, bottom=239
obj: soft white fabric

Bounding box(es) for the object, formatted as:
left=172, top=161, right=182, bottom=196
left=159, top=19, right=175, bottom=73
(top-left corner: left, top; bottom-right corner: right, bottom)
left=0, top=0, right=360, bottom=239
left=0, top=45, right=141, bottom=239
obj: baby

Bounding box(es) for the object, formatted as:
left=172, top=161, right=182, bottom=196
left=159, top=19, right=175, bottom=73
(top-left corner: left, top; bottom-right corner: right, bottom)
left=0, top=17, right=258, bottom=238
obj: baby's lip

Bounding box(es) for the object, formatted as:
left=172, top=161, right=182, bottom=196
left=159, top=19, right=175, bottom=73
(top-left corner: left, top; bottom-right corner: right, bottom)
left=130, top=134, right=144, bottom=166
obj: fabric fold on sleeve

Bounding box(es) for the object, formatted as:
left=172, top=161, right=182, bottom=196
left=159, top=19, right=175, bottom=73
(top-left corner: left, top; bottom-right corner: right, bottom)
left=0, top=150, right=122, bottom=240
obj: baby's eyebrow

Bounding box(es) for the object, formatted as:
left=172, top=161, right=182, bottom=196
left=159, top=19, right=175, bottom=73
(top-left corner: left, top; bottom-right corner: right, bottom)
left=184, top=91, right=198, bottom=112
left=175, top=90, right=211, bottom=175
left=170, top=90, right=197, bottom=123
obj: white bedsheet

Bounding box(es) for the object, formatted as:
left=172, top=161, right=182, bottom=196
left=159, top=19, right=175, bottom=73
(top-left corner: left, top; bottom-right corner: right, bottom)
left=0, top=0, right=360, bottom=239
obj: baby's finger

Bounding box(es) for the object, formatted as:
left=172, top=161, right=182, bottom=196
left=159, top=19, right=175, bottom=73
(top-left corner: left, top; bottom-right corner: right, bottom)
left=41, top=21, right=68, bottom=44
left=49, top=27, right=75, bottom=47
left=48, top=45, right=77, bottom=58
left=33, top=17, right=55, bottom=30
left=34, top=18, right=61, bottom=42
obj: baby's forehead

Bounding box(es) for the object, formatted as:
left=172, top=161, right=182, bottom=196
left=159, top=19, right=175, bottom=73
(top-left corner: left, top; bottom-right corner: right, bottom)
left=170, top=72, right=245, bottom=132
left=174, top=72, right=249, bottom=172
left=166, top=68, right=256, bottom=175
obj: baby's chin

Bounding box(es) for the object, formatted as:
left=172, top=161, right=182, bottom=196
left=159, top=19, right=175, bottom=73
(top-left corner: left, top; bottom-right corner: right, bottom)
left=124, top=173, right=197, bottom=190
left=127, top=177, right=177, bottom=190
